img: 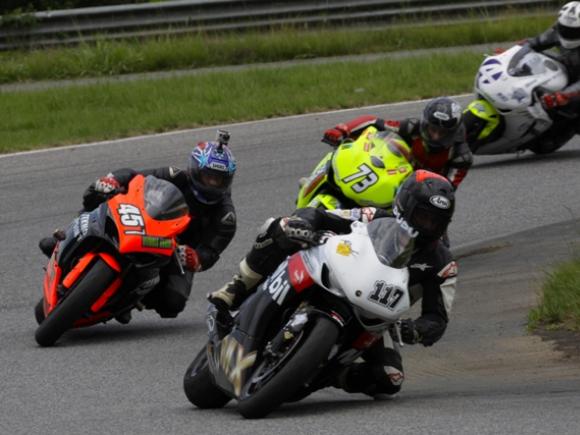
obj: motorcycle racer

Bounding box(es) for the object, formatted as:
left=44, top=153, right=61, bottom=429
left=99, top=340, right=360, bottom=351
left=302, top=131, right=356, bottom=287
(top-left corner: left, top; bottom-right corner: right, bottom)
left=209, top=170, right=458, bottom=397
left=527, top=1, right=580, bottom=110
left=39, top=130, right=237, bottom=320
left=464, top=2, right=580, bottom=151
left=322, top=97, right=472, bottom=189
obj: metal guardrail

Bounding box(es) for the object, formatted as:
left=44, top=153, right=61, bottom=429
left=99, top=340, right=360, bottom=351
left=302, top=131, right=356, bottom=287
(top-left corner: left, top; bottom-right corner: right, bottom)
left=0, top=0, right=561, bottom=50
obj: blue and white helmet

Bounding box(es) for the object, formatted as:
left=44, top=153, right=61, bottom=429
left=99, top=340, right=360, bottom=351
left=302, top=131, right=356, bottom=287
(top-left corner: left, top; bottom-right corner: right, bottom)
left=188, top=130, right=237, bottom=204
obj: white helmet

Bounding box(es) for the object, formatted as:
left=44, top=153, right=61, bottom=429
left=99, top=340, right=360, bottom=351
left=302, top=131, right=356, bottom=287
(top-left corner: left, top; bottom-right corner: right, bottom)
left=558, top=1, right=580, bottom=49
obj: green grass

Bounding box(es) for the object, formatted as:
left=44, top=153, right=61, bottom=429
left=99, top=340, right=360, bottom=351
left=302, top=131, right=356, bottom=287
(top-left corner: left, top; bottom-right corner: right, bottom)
left=0, top=51, right=481, bottom=153
left=0, top=13, right=554, bottom=84
left=529, top=257, right=580, bottom=332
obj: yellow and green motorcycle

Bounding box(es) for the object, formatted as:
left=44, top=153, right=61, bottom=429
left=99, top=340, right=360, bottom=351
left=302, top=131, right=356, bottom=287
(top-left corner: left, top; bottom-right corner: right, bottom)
left=296, top=126, right=414, bottom=211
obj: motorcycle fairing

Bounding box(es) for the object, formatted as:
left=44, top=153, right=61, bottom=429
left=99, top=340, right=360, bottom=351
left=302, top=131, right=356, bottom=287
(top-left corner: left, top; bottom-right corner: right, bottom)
left=43, top=250, right=122, bottom=316
left=300, top=222, right=411, bottom=323
left=331, top=127, right=413, bottom=208
left=472, top=45, right=570, bottom=154
left=207, top=253, right=319, bottom=398
left=296, top=127, right=412, bottom=210
left=108, top=175, right=190, bottom=256
left=43, top=252, right=62, bottom=312
left=476, top=45, right=568, bottom=111
left=40, top=174, right=190, bottom=327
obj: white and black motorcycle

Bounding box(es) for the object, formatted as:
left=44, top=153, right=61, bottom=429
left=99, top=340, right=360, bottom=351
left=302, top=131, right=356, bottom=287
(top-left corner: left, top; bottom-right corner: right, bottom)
left=183, top=218, right=415, bottom=419
left=465, top=44, right=578, bottom=155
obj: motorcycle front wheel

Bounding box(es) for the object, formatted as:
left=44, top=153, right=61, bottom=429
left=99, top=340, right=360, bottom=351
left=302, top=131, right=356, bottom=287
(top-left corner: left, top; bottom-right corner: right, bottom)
left=237, top=315, right=340, bottom=419
left=183, top=346, right=231, bottom=409
left=35, top=258, right=117, bottom=347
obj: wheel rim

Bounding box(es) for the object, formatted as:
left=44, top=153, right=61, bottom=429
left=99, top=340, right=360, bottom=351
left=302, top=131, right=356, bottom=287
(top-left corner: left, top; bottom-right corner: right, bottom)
left=241, top=329, right=305, bottom=399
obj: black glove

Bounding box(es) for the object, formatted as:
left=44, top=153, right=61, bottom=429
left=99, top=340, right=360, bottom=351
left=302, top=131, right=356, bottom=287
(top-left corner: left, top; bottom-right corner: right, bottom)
left=82, top=174, right=123, bottom=211
left=274, top=216, right=316, bottom=250
left=390, top=318, right=421, bottom=345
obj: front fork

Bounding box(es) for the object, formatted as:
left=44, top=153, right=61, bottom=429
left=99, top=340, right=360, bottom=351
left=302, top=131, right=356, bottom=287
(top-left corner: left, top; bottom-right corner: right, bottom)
left=392, top=319, right=405, bottom=347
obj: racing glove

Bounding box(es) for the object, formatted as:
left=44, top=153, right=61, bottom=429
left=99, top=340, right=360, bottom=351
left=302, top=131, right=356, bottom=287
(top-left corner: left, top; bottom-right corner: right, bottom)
left=176, top=245, right=202, bottom=272
left=275, top=216, right=316, bottom=250
left=322, top=123, right=351, bottom=147
left=391, top=318, right=422, bottom=345
left=94, top=174, right=121, bottom=194
left=541, top=91, right=580, bottom=109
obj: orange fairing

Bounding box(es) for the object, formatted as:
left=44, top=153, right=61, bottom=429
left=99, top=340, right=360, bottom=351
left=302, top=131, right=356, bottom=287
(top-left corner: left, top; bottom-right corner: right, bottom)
left=45, top=252, right=122, bottom=314
left=62, top=253, right=97, bottom=289
left=108, top=175, right=191, bottom=256
left=91, top=276, right=123, bottom=312
left=43, top=249, right=62, bottom=312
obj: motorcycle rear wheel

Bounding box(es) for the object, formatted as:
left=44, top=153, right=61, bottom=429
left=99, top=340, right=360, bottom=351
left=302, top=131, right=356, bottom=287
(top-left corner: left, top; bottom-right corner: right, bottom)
left=237, top=315, right=340, bottom=419
left=35, top=258, right=117, bottom=347
left=183, top=346, right=231, bottom=409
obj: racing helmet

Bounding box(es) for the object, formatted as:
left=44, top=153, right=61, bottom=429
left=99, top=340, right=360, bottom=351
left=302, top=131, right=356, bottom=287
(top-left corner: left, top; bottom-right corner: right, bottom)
left=420, top=97, right=463, bottom=153
left=557, top=2, right=580, bottom=49
left=393, top=170, right=455, bottom=244
left=187, top=130, right=237, bottom=204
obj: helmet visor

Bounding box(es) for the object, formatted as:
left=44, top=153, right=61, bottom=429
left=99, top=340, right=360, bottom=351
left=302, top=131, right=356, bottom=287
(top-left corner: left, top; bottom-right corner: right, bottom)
left=200, top=171, right=229, bottom=188
left=410, top=206, right=449, bottom=238
left=558, top=22, right=580, bottom=41
left=422, top=123, right=456, bottom=151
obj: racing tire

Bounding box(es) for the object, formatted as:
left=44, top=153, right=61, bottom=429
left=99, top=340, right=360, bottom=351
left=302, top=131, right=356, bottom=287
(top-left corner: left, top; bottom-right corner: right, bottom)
left=528, top=141, right=566, bottom=154
left=183, top=346, right=231, bottom=409
left=34, top=298, right=45, bottom=325
left=237, top=315, right=340, bottom=419
left=34, top=258, right=117, bottom=347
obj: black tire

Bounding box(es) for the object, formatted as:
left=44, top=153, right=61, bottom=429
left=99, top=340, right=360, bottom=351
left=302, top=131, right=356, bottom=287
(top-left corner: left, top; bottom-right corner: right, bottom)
left=34, top=258, right=117, bottom=347
left=34, top=298, right=45, bottom=325
left=529, top=142, right=565, bottom=154
left=237, top=315, right=340, bottom=419
left=183, top=346, right=231, bottom=409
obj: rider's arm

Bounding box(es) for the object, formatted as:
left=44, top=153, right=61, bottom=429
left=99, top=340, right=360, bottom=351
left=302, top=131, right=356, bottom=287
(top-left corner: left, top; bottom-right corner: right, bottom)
left=322, top=115, right=386, bottom=146
left=82, top=167, right=139, bottom=211
left=446, top=131, right=473, bottom=189
left=527, top=25, right=559, bottom=51
left=193, top=195, right=237, bottom=271
left=293, top=207, right=390, bottom=233
left=411, top=244, right=458, bottom=346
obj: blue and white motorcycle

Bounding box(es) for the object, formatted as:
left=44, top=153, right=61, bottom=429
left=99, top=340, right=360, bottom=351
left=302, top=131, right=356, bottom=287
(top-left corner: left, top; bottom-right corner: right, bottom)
left=465, top=44, right=577, bottom=155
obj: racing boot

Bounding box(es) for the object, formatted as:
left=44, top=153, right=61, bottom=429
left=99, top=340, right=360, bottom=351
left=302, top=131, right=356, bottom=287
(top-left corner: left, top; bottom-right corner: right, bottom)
left=208, top=258, right=263, bottom=310
left=207, top=258, right=263, bottom=335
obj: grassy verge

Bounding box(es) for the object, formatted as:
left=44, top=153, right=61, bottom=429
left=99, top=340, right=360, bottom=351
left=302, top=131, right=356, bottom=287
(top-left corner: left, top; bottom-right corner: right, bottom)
left=529, top=258, right=580, bottom=332
left=0, top=51, right=481, bottom=153
left=0, top=13, right=554, bottom=84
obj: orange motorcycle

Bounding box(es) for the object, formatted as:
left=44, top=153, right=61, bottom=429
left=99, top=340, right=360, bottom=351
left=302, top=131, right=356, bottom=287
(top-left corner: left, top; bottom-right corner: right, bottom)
left=35, top=175, right=190, bottom=347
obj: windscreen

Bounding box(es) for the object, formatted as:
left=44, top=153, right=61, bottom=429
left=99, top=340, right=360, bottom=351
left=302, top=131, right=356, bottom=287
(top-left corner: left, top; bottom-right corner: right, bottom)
left=509, top=46, right=549, bottom=77
left=366, top=218, right=415, bottom=268
left=144, top=176, right=189, bottom=220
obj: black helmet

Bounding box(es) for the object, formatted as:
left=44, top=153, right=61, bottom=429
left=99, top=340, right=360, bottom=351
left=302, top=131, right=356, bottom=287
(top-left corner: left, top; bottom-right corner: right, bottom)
left=420, top=97, right=463, bottom=152
left=393, top=170, right=455, bottom=244
left=187, top=130, right=237, bottom=205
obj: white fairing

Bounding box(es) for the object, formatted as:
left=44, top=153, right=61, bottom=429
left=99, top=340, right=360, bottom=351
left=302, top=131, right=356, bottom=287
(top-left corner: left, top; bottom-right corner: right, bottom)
left=300, top=222, right=411, bottom=323
left=474, top=45, right=568, bottom=154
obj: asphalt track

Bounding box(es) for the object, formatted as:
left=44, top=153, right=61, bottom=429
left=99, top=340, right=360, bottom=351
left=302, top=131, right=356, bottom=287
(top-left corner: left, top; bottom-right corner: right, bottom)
left=1, top=98, right=580, bottom=434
